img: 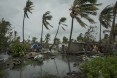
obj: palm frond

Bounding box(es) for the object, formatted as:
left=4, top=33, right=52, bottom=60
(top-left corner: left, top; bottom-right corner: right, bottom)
left=45, top=20, right=53, bottom=28
left=42, top=11, right=53, bottom=29
left=80, top=13, right=95, bottom=23
left=59, top=17, right=67, bottom=25
left=24, top=0, right=33, bottom=18
left=81, top=3, right=102, bottom=7
left=43, top=22, right=49, bottom=30
left=61, top=24, right=68, bottom=26
left=62, top=27, right=65, bottom=31
left=44, top=11, right=50, bottom=16
left=45, top=15, right=52, bottom=20
left=60, top=17, right=66, bottom=22
left=84, top=11, right=97, bottom=15
left=99, top=5, right=113, bottom=28
left=75, top=16, right=87, bottom=27
left=101, top=21, right=108, bottom=28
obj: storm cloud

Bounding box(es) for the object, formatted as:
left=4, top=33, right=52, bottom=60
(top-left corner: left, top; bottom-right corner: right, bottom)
left=0, top=0, right=116, bottom=43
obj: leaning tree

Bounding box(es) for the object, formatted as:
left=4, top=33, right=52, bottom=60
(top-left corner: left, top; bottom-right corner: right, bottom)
left=22, top=0, right=33, bottom=43
left=41, top=11, right=53, bottom=44
left=68, top=0, right=101, bottom=52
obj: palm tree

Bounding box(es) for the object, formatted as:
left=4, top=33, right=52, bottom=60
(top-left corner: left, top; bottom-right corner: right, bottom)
left=99, top=5, right=113, bottom=44
left=23, top=0, right=33, bottom=44
left=110, top=2, right=117, bottom=44
left=99, top=2, right=117, bottom=53
left=41, top=11, right=53, bottom=44
left=68, top=0, right=101, bottom=52
left=50, top=17, right=67, bottom=50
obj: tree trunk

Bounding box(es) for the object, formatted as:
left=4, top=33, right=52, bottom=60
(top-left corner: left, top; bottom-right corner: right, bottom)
left=100, top=23, right=101, bottom=43
left=22, top=14, right=25, bottom=44
left=50, top=25, right=60, bottom=51
left=41, top=23, right=43, bottom=44
left=67, top=17, right=74, bottom=53
left=67, top=17, right=74, bottom=73
left=99, top=22, right=102, bottom=52
left=109, top=1, right=117, bottom=53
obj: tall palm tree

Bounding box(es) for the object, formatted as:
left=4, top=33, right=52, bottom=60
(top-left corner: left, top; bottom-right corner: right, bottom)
left=23, top=0, right=33, bottom=44
left=110, top=2, right=117, bottom=44
left=99, top=5, right=113, bottom=43
left=68, top=0, right=101, bottom=52
left=50, top=17, right=67, bottom=50
left=41, top=11, right=53, bottom=44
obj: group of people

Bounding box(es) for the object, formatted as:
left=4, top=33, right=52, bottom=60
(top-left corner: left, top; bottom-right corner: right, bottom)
left=31, top=43, right=43, bottom=52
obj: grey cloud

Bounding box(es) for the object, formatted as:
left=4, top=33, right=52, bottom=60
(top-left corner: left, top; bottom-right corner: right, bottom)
left=0, top=0, right=117, bottom=42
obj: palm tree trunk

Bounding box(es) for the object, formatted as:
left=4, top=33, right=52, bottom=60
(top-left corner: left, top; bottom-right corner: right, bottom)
left=99, top=23, right=101, bottom=52
left=22, top=14, right=25, bottom=44
left=50, top=25, right=60, bottom=50
left=100, top=23, right=101, bottom=43
left=41, top=23, right=44, bottom=44
left=54, top=25, right=60, bottom=43
left=111, top=2, right=117, bottom=43
left=67, top=17, right=74, bottom=53
left=67, top=17, right=74, bottom=73
left=109, top=1, right=117, bottom=53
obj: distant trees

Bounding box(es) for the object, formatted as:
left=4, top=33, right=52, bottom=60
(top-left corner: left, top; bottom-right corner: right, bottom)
left=32, top=37, right=37, bottom=43
left=84, top=26, right=97, bottom=42
left=77, top=33, right=84, bottom=42
left=63, top=36, right=68, bottom=44
left=76, top=26, right=97, bottom=42
left=0, top=18, right=11, bottom=49
left=44, top=33, right=51, bottom=48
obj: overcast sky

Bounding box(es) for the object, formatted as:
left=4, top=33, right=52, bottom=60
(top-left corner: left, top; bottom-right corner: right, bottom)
left=0, top=0, right=117, bottom=42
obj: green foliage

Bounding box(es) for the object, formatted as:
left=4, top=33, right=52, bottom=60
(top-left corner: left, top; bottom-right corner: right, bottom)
left=80, top=56, right=117, bottom=78
left=42, top=11, right=53, bottom=30
left=11, top=42, right=26, bottom=57
left=0, top=68, right=4, bottom=77
left=99, top=5, right=113, bottom=29
left=0, top=18, right=11, bottom=48
left=70, top=0, right=101, bottom=27
left=63, top=36, right=68, bottom=43
left=24, top=0, right=34, bottom=18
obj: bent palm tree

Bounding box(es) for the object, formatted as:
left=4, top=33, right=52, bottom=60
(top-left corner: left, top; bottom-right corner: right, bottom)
left=41, top=11, right=53, bottom=44
left=67, top=0, right=101, bottom=73
left=110, top=2, right=117, bottom=44
left=68, top=0, right=101, bottom=52
left=99, top=5, right=113, bottom=43
left=23, top=0, right=33, bottom=43
left=50, top=17, right=67, bottom=50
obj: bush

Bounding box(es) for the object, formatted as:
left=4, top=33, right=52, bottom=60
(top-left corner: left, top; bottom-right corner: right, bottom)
left=11, top=42, right=25, bottom=57
left=0, top=68, right=4, bottom=77
left=79, top=56, right=117, bottom=78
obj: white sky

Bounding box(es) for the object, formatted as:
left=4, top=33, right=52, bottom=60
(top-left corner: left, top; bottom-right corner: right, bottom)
left=0, top=0, right=117, bottom=43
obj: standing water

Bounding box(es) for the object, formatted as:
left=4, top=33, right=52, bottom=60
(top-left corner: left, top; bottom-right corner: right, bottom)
left=3, top=54, right=82, bottom=78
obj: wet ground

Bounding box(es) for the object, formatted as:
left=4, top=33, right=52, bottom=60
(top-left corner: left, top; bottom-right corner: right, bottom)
left=0, top=53, right=82, bottom=78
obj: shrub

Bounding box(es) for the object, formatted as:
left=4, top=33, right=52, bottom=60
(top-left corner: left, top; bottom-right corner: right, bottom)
left=0, top=68, right=4, bottom=77
left=79, top=56, right=117, bottom=78
left=11, top=42, right=25, bottom=57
